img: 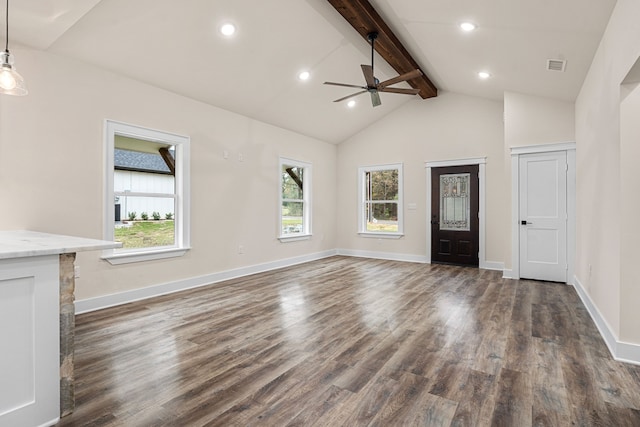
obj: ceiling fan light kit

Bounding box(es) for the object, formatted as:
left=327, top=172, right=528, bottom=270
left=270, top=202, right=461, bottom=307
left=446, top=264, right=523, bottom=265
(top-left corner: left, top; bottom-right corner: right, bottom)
left=0, top=0, right=27, bottom=96
left=324, top=31, right=421, bottom=107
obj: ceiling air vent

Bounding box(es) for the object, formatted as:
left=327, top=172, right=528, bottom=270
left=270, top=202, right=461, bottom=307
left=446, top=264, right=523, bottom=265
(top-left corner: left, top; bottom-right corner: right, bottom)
left=547, top=59, right=566, bottom=72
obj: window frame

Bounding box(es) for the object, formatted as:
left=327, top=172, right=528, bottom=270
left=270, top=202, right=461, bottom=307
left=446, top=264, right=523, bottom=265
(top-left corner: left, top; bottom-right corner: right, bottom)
left=103, top=120, right=191, bottom=264
left=358, top=163, right=404, bottom=238
left=278, top=157, right=312, bottom=242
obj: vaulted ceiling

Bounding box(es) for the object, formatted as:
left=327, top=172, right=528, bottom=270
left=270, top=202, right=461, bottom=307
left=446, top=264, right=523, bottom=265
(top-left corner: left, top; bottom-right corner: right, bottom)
left=10, top=0, right=617, bottom=143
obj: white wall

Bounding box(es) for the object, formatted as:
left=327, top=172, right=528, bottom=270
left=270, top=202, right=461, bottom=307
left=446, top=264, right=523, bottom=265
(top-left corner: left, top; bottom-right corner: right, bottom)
left=620, top=82, right=640, bottom=344
left=336, top=92, right=506, bottom=264
left=575, top=0, right=640, bottom=345
left=0, top=47, right=337, bottom=301
left=504, top=92, right=575, bottom=148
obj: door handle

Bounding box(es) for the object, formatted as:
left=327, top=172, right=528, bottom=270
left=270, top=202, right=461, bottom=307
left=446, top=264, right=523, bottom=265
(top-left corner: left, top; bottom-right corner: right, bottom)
left=521, top=220, right=532, bottom=225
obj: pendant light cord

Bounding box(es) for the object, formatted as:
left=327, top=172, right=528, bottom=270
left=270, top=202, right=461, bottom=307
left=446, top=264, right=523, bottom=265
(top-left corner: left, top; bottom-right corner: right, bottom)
left=4, top=0, right=9, bottom=52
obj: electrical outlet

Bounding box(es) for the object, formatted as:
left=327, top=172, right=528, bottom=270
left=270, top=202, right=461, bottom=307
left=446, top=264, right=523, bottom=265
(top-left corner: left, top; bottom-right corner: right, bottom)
left=223, top=150, right=229, bottom=159
left=238, top=152, right=244, bottom=162
left=74, top=266, right=80, bottom=279
left=238, top=244, right=245, bottom=254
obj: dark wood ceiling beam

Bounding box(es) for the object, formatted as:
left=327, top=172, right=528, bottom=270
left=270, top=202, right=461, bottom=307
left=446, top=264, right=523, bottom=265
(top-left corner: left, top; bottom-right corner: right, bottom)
left=285, top=167, right=303, bottom=190
left=159, top=147, right=175, bottom=176
left=327, top=0, right=437, bottom=99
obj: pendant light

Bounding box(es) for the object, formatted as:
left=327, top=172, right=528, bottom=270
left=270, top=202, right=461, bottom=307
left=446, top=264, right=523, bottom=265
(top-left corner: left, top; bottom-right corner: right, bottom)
left=0, top=0, right=27, bottom=96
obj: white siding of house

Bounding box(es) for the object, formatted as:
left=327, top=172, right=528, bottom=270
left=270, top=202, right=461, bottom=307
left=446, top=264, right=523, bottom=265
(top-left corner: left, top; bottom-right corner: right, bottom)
left=114, top=170, right=174, bottom=219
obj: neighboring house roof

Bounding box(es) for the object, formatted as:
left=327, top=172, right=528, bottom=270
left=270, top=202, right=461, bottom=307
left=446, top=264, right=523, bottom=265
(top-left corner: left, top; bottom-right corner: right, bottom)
left=114, top=149, right=172, bottom=175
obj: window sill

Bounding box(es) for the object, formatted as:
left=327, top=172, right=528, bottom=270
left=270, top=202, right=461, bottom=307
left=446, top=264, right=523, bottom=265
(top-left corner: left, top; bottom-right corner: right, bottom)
left=278, top=234, right=312, bottom=243
left=358, top=232, right=404, bottom=239
left=102, top=247, right=190, bottom=265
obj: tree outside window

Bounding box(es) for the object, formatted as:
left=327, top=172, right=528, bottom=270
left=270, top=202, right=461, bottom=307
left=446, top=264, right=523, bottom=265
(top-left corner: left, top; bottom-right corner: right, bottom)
left=359, top=164, right=403, bottom=235
left=280, top=158, right=311, bottom=239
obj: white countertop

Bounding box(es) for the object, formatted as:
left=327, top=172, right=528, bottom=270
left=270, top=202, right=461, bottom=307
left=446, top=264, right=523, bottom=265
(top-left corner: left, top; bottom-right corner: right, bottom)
left=0, top=230, right=121, bottom=259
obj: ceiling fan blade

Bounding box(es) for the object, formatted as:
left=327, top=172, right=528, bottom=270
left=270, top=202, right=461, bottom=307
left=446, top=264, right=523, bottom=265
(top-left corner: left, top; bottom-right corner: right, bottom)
left=378, top=69, right=423, bottom=89
left=378, top=87, right=421, bottom=95
left=324, top=82, right=367, bottom=89
left=361, top=64, right=376, bottom=87
left=333, top=90, right=367, bottom=103
left=370, top=90, right=381, bottom=107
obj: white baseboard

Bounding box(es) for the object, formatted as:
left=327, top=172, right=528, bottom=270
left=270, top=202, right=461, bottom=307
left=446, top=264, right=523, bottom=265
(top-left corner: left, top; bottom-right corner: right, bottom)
left=572, top=276, right=640, bottom=365
left=481, top=261, right=504, bottom=271
left=616, top=340, right=640, bottom=365
left=336, top=248, right=429, bottom=264
left=337, top=250, right=505, bottom=271
left=572, top=276, right=618, bottom=357
left=502, top=269, right=514, bottom=279
left=37, top=417, right=59, bottom=427
left=76, top=249, right=337, bottom=314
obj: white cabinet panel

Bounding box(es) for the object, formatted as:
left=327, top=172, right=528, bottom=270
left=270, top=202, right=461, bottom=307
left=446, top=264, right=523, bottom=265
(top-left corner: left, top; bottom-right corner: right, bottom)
left=0, top=277, right=35, bottom=416
left=0, top=256, right=59, bottom=427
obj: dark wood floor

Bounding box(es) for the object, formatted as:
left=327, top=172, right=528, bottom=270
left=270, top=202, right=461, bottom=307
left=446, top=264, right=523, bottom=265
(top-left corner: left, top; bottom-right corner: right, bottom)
left=56, top=256, right=640, bottom=426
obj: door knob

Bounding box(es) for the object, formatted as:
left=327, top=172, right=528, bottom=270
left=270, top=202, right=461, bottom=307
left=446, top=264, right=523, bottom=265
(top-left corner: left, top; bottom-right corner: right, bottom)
left=521, top=220, right=532, bottom=225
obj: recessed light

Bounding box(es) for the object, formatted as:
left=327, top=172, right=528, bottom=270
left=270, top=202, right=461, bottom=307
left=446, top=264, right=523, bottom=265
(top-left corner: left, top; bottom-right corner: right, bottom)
left=347, top=100, right=356, bottom=108
left=220, top=23, right=236, bottom=36
left=298, top=71, right=310, bottom=81
left=460, top=22, right=476, bottom=32
left=478, top=71, right=491, bottom=79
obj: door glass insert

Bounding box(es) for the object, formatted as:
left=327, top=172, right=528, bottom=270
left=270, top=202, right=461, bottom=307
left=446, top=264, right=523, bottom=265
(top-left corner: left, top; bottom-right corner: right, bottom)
left=440, top=173, right=470, bottom=231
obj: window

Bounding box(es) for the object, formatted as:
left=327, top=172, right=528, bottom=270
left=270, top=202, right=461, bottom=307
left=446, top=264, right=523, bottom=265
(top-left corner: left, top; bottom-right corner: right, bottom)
left=439, top=173, right=471, bottom=231
left=358, top=163, right=403, bottom=237
left=103, top=120, right=190, bottom=264
left=279, top=158, right=311, bottom=241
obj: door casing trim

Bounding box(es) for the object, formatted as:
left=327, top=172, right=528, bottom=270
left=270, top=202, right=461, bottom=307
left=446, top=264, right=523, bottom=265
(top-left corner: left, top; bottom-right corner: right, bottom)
left=510, top=142, right=576, bottom=283
left=425, top=157, right=486, bottom=268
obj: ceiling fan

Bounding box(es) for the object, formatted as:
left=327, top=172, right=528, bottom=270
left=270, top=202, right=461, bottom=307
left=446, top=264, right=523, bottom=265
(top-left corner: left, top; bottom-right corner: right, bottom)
left=324, top=31, right=423, bottom=107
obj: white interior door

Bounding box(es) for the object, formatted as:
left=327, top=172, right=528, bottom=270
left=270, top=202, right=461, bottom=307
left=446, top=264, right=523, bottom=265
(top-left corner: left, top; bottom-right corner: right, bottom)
left=519, top=151, right=567, bottom=282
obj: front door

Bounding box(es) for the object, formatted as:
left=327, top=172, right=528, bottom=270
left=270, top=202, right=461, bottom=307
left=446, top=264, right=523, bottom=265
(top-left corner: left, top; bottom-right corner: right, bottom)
left=431, top=165, right=479, bottom=266
left=519, top=151, right=567, bottom=282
